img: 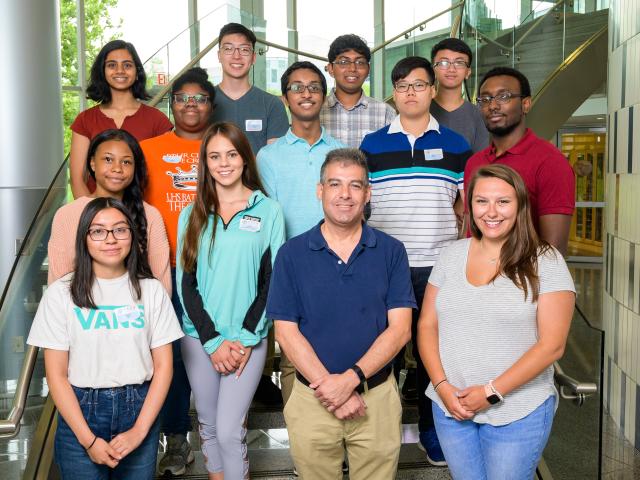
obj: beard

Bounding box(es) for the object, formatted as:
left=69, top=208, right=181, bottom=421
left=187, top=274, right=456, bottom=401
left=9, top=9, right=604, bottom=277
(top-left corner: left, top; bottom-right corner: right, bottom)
left=487, top=120, right=521, bottom=137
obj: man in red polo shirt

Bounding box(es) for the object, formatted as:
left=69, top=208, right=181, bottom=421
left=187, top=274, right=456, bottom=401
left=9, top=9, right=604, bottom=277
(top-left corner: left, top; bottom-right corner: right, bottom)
left=464, top=67, right=575, bottom=254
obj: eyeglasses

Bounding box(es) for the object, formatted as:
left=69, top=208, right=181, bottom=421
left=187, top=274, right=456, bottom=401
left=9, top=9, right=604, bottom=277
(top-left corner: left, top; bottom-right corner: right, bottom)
left=172, top=94, right=210, bottom=105
left=476, top=91, right=527, bottom=106
left=332, top=59, right=369, bottom=69
left=220, top=45, right=254, bottom=56
left=88, top=227, right=132, bottom=241
left=393, top=80, right=431, bottom=93
left=433, top=59, right=470, bottom=70
left=287, top=83, right=324, bottom=94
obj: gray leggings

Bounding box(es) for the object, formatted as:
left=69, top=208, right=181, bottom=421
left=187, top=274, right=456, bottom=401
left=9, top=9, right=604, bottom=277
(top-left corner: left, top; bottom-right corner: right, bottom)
left=181, top=335, right=267, bottom=478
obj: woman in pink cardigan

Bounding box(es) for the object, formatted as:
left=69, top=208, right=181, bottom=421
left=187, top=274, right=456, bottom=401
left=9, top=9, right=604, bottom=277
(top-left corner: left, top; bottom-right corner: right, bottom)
left=49, top=129, right=171, bottom=293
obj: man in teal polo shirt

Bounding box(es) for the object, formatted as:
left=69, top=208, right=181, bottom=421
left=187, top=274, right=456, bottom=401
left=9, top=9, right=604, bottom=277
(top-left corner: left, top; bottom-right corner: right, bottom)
left=257, top=61, right=344, bottom=403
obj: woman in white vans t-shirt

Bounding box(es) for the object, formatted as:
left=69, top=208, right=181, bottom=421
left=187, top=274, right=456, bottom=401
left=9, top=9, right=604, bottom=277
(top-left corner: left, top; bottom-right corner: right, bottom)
left=28, top=197, right=183, bottom=479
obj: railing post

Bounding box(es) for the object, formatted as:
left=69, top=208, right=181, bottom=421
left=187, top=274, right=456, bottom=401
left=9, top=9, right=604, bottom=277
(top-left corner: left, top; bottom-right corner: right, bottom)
left=372, top=0, right=386, bottom=100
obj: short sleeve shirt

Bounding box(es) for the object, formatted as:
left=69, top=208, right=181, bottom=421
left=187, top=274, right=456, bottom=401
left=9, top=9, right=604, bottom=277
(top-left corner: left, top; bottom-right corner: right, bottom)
left=212, top=85, right=289, bottom=154
left=425, top=239, right=575, bottom=425
left=70, top=104, right=173, bottom=141
left=266, top=222, right=416, bottom=374
left=141, top=132, right=201, bottom=266
left=257, top=128, right=344, bottom=239
left=464, top=129, right=575, bottom=228
left=320, top=89, right=396, bottom=148
left=27, top=274, right=183, bottom=388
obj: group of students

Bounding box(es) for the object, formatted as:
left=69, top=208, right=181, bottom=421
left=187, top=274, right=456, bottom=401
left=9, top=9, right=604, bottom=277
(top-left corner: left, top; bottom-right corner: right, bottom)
left=26, top=19, right=577, bottom=480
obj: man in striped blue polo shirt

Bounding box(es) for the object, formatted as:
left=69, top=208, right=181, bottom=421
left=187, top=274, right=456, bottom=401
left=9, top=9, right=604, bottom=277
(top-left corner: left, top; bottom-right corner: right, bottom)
left=360, top=56, right=472, bottom=467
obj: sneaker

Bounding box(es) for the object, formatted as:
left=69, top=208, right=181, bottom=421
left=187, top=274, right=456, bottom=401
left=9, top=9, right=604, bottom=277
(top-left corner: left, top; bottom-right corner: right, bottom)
left=417, top=429, right=447, bottom=467
left=158, top=433, right=195, bottom=476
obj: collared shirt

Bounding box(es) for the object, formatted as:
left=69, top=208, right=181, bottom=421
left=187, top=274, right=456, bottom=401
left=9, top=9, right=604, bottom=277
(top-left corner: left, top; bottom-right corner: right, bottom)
left=320, top=89, right=396, bottom=148
left=266, top=222, right=416, bottom=374
left=257, top=128, right=344, bottom=239
left=464, top=128, right=575, bottom=228
left=360, top=115, right=472, bottom=267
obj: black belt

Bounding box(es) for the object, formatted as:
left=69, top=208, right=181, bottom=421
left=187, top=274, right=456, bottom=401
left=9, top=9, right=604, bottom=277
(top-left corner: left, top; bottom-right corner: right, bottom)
left=295, top=366, right=391, bottom=395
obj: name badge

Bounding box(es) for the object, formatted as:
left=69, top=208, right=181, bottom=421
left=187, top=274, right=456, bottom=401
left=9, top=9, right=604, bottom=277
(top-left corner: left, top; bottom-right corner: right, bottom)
left=246, top=119, right=263, bottom=132
left=239, top=215, right=261, bottom=232
left=424, top=148, right=444, bottom=161
left=114, top=305, right=141, bottom=324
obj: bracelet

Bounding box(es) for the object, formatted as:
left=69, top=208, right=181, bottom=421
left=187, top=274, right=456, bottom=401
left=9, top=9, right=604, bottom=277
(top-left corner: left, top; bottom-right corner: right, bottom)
left=433, top=379, right=448, bottom=392
left=85, top=435, right=97, bottom=451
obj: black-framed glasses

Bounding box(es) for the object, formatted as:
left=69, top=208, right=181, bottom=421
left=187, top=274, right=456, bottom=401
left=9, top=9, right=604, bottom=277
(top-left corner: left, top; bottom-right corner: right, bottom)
left=393, top=80, right=431, bottom=93
left=433, top=59, right=470, bottom=70
left=220, top=45, right=254, bottom=56
left=88, top=227, right=132, bottom=241
left=172, top=94, right=210, bottom=105
left=332, top=59, right=369, bottom=69
left=476, top=92, right=527, bottom=106
left=287, top=83, right=324, bottom=94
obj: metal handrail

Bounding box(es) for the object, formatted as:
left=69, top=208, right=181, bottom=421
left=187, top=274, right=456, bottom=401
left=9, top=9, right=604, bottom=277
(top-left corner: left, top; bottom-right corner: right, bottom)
left=531, top=24, right=607, bottom=105
left=468, top=0, right=569, bottom=53
left=514, top=0, right=567, bottom=48
left=370, top=1, right=465, bottom=54
left=554, top=361, right=598, bottom=406
left=150, top=1, right=467, bottom=107
left=0, top=346, right=38, bottom=438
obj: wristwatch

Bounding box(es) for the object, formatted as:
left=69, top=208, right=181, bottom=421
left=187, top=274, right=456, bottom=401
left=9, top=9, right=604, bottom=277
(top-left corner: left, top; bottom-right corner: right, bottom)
left=485, top=381, right=504, bottom=405
left=350, top=364, right=366, bottom=386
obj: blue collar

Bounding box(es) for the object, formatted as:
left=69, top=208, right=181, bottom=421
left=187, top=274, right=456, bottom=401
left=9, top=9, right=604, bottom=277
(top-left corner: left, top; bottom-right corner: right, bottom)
left=308, top=221, right=377, bottom=251
left=284, top=127, right=329, bottom=147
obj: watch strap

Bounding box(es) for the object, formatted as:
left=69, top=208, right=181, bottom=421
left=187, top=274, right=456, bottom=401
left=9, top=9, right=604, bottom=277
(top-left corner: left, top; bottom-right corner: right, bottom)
left=351, top=364, right=366, bottom=386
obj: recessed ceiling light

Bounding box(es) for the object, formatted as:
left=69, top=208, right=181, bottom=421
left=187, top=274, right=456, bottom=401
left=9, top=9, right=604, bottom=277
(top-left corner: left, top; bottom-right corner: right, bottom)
left=596, top=116, right=604, bottom=119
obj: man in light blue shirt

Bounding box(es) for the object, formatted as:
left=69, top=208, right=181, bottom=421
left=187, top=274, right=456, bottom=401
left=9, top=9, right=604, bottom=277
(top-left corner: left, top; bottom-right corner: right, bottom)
left=258, top=61, right=344, bottom=239
left=257, top=61, right=344, bottom=403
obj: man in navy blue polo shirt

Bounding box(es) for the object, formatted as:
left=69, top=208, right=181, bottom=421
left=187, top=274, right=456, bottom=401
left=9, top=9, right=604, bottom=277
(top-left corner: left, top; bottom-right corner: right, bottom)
left=267, top=148, right=415, bottom=479
left=360, top=56, right=472, bottom=466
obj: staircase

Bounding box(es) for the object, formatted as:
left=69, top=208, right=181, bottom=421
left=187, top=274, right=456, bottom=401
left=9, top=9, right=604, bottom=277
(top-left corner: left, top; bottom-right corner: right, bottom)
left=471, top=9, right=608, bottom=97
left=156, top=385, right=452, bottom=479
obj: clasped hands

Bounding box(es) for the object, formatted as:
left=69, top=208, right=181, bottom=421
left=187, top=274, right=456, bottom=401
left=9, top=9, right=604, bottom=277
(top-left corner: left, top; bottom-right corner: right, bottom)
left=310, top=371, right=367, bottom=421
left=438, top=383, right=490, bottom=421
left=86, top=425, right=146, bottom=467
left=210, top=340, right=252, bottom=377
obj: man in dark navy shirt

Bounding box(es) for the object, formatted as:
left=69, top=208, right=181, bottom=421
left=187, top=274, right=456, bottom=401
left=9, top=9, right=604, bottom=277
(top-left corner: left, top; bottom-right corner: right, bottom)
left=267, top=148, right=415, bottom=479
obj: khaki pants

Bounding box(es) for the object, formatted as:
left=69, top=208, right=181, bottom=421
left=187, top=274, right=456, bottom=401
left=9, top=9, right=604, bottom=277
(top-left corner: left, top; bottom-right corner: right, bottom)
left=279, top=352, right=295, bottom=404
left=284, top=375, right=402, bottom=480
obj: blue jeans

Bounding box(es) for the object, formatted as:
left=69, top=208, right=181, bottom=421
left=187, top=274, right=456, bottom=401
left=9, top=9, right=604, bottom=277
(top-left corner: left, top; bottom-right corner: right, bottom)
left=55, top=382, right=160, bottom=479
left=432, top=396, right=555, bottom=480
left=159, top=268, right=192, bottom=435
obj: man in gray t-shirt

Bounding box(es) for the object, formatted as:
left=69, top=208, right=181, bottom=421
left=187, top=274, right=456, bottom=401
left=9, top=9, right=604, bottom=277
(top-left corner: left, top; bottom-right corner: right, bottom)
left=430, top=38, right=489, bottom=153
left=211, top=22, right=289, bottom=154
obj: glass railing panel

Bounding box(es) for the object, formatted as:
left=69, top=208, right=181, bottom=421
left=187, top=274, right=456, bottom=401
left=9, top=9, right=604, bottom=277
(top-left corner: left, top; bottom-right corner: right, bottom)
left=0, top=165, right=67, bottom=477
left=464, top=0, right=609, bottom=98
left=541, top=266, right=603, bottom=479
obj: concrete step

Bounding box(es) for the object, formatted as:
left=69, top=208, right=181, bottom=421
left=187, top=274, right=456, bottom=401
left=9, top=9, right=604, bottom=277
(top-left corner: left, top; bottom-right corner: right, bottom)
left=157, top=444, right=452, bottom=479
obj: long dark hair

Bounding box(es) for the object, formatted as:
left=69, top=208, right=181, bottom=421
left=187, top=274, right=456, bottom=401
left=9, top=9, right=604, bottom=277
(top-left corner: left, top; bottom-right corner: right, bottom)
left=87, top=129, right=149, bottom=258
left=467, top=164, right=551, bottom=302
left=180, top=122, right=266, bottom=273
left=71, top=198, right=153, bottom=309
left=86, top=40, right=150, bottom=103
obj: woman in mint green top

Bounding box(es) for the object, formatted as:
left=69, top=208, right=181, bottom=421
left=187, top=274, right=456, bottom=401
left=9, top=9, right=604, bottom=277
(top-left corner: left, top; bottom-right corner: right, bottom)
left=176, top=122, right=285, bottom=478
